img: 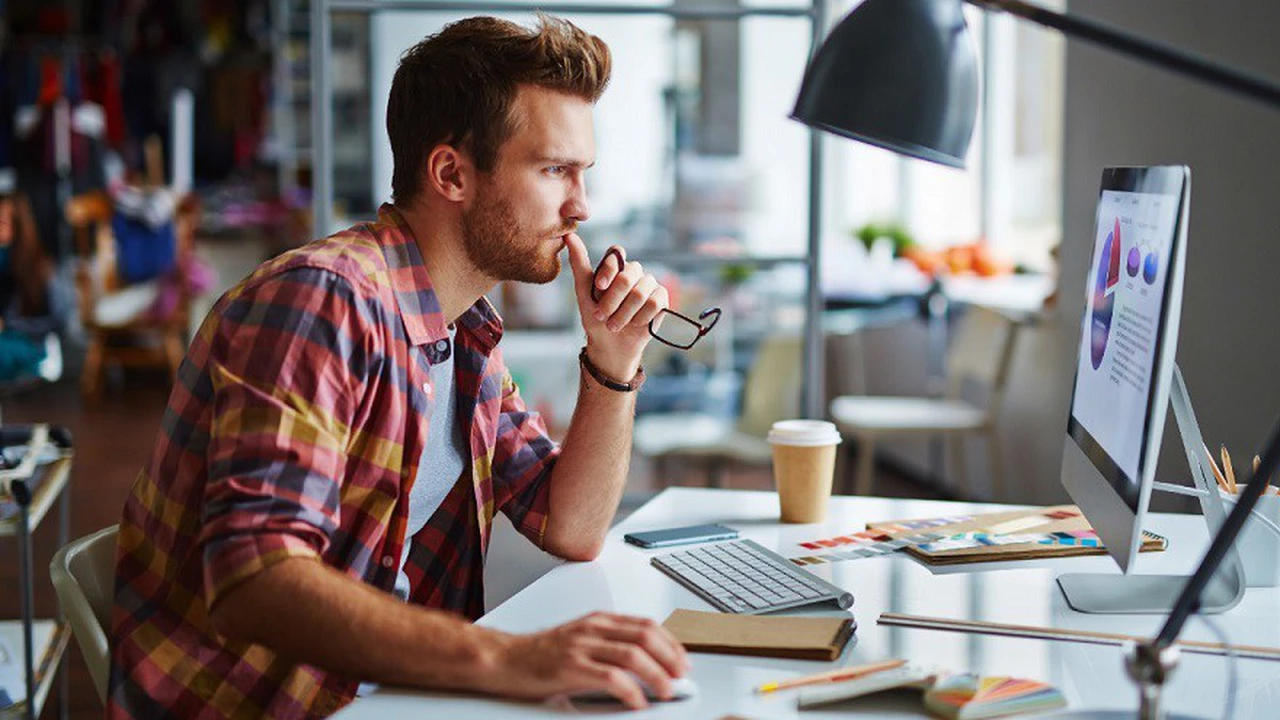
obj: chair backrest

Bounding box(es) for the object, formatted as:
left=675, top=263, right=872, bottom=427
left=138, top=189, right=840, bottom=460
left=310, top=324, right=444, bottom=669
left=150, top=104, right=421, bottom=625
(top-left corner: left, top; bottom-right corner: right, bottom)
left=736, top=333, right=803, bottom=439
left=944, top=305, right=1023, bottom=411
left=50, top=525, right=119, bottom=703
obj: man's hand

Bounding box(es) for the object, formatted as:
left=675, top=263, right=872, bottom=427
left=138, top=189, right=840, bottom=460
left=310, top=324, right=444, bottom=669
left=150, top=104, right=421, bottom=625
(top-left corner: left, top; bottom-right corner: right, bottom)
left=564, top=233, right=668, bottom=381
left=485, top=611, right=691, bottom=710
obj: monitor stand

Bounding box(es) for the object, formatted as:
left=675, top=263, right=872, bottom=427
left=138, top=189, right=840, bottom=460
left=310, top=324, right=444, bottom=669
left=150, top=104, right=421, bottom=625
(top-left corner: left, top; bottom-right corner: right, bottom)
left=1057, top=366, right=1245, bottom=614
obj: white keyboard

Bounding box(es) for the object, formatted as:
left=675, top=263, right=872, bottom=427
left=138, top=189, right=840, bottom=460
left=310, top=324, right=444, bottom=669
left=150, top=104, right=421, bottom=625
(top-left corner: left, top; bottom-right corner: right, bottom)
left=651, top=539, right=854, bottom=614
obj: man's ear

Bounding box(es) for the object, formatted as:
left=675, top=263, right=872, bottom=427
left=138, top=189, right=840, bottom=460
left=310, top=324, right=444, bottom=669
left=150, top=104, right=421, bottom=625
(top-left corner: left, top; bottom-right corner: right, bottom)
left=424, top=144, right=471, bottom=203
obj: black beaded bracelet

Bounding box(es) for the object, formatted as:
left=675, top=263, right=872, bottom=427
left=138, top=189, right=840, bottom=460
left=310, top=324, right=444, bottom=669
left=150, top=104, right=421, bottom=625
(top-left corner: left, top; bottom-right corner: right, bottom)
left=578, top=347, right=646, bottom=392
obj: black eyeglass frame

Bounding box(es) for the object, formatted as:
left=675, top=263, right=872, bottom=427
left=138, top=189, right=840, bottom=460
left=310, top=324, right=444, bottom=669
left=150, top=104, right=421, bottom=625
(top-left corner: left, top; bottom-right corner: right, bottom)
left=590, top=247, right=722, bottom=351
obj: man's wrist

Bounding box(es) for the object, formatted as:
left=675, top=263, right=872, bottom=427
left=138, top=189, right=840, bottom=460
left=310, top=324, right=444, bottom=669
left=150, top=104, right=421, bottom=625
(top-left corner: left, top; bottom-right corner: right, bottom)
left=582, top=344, right=642, bottom=383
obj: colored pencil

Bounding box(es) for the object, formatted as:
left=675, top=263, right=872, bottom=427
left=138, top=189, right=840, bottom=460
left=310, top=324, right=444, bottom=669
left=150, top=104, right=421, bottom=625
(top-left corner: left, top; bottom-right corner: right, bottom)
left=1204, top=445, right=1230, bottom=494
left=755, top=659, right=906, bottom=694
left=1222, top=446, right=1238, bottom=494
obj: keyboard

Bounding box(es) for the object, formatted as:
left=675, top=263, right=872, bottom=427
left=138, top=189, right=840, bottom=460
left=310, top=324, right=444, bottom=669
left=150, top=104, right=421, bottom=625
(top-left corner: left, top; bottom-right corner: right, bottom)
left=651, top=538, right=854, bottom=614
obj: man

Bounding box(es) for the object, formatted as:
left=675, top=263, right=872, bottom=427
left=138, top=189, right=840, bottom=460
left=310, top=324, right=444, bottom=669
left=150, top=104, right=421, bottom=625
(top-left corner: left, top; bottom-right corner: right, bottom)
left=109, top=16, right=689, bottom=718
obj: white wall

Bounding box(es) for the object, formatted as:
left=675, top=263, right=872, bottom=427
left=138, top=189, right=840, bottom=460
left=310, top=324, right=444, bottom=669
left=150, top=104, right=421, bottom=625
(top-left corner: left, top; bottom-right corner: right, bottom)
left=999, top=0, right=1280, bottom=507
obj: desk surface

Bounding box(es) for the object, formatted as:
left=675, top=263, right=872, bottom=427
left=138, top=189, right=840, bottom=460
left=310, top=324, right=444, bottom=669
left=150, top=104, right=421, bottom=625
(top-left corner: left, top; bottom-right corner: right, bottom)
left=336, top=488, right=1280, bottom=718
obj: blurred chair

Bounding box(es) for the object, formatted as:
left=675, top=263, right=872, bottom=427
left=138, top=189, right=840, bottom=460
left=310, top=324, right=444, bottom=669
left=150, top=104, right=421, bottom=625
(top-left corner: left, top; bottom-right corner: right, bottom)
left=49, top=525, right=119, bottom=703
left=65, top=190, right=197, bottom=401
left=633, top=333, right=801, bottom=487
left=830, top=305, right=1023, bottom=498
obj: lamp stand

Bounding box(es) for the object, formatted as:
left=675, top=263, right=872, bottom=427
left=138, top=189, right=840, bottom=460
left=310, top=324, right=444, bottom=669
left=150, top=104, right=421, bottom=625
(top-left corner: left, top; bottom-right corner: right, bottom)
left=1050, top=641, right=1206, bottom=719
left=1126, top=640, right=1181, bottom=720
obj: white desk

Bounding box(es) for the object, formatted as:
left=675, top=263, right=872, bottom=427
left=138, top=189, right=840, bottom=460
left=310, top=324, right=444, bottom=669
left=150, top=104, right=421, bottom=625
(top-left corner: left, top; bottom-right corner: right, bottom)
left=336, top=489, right=1280, bottom=718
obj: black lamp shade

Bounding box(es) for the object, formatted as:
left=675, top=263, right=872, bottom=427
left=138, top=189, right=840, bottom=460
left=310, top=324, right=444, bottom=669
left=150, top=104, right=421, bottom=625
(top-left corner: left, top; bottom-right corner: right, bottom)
left=792, top=0, right=979, bottom=168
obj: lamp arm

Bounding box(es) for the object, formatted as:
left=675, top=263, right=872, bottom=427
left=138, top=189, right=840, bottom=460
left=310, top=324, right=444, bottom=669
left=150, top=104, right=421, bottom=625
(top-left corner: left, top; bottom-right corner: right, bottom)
left=967, top=0, right=1280, bottom=111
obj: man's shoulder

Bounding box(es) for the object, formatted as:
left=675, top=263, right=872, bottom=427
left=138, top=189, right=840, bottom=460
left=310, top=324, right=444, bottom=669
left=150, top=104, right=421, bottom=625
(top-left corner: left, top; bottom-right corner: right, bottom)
left=251, top=224, right=390, bottom=295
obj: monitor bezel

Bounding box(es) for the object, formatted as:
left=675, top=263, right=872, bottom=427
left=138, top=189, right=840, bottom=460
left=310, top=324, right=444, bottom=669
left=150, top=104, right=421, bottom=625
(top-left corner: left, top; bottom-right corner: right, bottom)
left=1063, top=165, right=1189, bottom=572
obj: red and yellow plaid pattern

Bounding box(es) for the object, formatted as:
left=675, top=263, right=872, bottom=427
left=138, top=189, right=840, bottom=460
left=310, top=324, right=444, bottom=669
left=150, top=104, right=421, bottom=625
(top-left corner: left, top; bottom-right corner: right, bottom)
left=109, top=205, right=559, bottom=718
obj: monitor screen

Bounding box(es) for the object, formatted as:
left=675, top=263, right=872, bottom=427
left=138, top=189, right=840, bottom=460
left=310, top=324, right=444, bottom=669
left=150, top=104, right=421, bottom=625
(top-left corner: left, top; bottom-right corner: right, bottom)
left=1068, top=182, right=1183, bottom=511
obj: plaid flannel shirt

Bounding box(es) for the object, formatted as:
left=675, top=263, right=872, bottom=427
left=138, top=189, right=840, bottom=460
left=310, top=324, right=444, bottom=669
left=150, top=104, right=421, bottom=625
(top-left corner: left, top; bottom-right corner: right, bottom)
left=108, top=204, right=559, bottom=719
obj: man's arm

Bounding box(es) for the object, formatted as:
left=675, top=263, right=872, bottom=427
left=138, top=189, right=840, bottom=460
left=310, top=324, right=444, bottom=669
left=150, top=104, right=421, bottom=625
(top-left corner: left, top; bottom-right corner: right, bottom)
left=210, top=556, right=690, bottom=709
left=541, top=234, right=669, bottom=560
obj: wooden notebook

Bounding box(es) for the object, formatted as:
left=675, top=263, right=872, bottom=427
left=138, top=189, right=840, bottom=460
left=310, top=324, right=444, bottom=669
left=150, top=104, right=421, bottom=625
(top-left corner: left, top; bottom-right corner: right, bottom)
left=663, top=609, right=856, bottom=661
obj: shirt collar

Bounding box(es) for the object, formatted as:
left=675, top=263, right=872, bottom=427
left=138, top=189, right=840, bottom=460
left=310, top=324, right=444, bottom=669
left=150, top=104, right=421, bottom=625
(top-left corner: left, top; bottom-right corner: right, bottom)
left=375, top=203, right=504, bottom=352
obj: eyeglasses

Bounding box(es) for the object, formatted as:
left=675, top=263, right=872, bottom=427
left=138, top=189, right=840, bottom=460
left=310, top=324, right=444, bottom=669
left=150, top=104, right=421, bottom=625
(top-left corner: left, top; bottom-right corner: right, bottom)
left=592, top=247, right=722, bottom=350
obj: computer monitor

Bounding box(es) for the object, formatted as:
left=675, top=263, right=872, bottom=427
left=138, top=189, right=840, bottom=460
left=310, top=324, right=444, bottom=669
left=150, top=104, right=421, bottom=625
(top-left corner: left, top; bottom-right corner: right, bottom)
left=1061, top=166, right=1189, bottom=574
left=1054, top=166, right=1246, bottom=614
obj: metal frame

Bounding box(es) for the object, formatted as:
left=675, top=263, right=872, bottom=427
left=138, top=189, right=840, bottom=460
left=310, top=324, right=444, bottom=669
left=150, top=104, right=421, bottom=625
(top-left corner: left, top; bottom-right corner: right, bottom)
left=4, top=460, right=71, bottom=720
left=311, top=0, right=830, bottom=418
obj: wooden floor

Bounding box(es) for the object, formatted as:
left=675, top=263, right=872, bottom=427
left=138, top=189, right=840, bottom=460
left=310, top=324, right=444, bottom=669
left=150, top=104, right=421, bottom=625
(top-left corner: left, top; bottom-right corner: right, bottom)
left=1, top=370, right=941, bottom=719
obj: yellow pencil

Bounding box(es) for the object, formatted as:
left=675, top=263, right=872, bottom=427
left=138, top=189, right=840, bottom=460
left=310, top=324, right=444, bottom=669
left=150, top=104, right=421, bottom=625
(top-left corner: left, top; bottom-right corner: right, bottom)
left=1222, top=446, right=1238, bottom=494
left=755, top=658, right=906, bottom=694
left=1204, top=445, right=1230, bottom=494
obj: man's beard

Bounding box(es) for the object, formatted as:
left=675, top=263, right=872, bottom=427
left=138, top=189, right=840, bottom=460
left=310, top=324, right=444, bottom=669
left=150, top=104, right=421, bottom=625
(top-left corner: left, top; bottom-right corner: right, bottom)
left=462, top=193, right=571, bottom=284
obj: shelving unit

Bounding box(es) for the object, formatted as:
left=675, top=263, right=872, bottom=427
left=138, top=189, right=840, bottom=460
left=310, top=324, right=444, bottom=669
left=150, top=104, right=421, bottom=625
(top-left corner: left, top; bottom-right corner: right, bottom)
left=310, top=0, right=832, bottom=418
left=1, top=447, right=72, bottom=720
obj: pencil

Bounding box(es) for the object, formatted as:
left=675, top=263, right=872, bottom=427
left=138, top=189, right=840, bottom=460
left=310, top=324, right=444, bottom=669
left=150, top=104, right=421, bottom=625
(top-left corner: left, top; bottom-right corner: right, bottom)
left=1222, top=446, right=1238, bottom=494
left=755, top=658, right=906, bottom=694
left=1204, top=445, right=1230, bottom=494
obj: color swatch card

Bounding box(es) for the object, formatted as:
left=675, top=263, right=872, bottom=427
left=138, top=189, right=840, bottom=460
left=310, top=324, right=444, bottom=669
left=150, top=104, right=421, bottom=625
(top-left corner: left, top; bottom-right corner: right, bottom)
left=789, top=506, right=1166, bottom=567
left=923, top=674, right=1067, bottom=719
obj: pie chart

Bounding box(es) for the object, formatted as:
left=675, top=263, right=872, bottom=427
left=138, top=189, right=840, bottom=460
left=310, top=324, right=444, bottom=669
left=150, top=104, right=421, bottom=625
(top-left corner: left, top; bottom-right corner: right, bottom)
left=1090, top=218, right=1121, bottom=370
left=1143, top=251, right=1160, bottom=285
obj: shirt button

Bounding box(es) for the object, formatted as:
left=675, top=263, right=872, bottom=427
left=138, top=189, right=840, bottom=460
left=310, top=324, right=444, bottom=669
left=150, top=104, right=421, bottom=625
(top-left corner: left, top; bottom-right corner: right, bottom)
left=422, top=382, right=431, bottom=394
left=435, top=340, right=449, bottom=352
left=381, top=555, right=395, bottom=568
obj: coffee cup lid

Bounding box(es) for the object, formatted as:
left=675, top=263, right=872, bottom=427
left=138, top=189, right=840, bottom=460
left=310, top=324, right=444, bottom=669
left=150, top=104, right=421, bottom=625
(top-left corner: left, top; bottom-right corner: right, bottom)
left=767, top=419, right=841, bottom=446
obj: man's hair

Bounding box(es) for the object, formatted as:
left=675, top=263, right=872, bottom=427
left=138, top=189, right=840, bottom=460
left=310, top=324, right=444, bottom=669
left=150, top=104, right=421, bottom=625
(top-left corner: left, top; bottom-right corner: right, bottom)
left=387, top=15, right=612, bottom=205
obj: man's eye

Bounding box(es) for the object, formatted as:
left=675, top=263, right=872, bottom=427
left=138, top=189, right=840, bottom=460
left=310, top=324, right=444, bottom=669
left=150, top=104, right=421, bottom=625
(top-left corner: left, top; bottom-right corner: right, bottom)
left=545, top=165, right=564, bottom=175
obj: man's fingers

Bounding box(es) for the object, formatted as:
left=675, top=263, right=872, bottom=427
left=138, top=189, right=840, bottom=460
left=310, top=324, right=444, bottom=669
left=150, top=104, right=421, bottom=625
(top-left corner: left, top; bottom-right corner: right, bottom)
left=594, top=245, right=626, bottom=293
left=593, top=262, right=642, bottom=320
left=597, top=615, right=689, bottom=679
left=606, top=275, right=660, bottom=330
left=563, top=233, right=594, bottom=300
left=631, top=286, right=669, bottom=330
left=595, top=665, right=648, bottom=710
left=592, top=641, right=672, bottom=702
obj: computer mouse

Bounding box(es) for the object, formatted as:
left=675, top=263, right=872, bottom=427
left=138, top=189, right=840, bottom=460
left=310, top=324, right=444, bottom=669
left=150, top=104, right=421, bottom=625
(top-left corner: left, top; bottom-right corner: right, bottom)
left=572, top=674, right=698, bottom=704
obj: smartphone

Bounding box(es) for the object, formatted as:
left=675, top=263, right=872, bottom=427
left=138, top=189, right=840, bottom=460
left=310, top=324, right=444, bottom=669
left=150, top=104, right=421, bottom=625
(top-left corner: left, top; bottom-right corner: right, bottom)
left=623, top=523, right=739, bottom=549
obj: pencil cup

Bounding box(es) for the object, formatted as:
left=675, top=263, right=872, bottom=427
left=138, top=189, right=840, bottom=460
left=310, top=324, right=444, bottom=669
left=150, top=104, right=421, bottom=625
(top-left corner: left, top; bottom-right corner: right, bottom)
left=768, top=420, right=841, bottom=523
left=1220, top=491, right=1280, bottom=587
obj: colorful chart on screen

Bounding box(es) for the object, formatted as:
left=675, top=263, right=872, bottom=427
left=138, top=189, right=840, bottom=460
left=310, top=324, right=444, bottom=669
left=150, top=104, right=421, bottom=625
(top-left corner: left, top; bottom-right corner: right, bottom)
left=1090, top=217, right=1121, bottom=369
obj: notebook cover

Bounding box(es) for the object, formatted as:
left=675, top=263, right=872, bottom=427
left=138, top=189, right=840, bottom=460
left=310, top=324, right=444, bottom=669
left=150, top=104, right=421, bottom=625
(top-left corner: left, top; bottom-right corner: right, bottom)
left=867, top=505, right=1166, bottom=566
left=797, top=665, right=939, bottom=709
left=662, top=609, right=856, bottom=661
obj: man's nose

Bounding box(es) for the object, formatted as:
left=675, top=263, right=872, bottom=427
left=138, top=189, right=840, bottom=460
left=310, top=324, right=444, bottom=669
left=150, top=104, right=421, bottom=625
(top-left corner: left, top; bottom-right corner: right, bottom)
left=564, top=178, right=590, bottom=224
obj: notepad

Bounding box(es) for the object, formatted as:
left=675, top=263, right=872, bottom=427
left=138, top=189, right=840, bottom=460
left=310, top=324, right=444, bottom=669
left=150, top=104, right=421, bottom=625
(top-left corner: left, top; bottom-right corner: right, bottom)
left=797, top=667, right=1066, bottom=719
left=662, top=609, right=856, bottom=661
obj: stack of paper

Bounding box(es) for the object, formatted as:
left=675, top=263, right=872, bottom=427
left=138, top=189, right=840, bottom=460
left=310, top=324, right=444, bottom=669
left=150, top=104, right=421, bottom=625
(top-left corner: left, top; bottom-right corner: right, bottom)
left=923, top=674, right=1066, bottom=719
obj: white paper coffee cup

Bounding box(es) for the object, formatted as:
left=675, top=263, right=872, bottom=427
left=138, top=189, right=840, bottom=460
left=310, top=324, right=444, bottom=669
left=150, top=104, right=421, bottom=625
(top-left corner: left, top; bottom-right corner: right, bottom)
left=768, top=420, right=841, bottom=523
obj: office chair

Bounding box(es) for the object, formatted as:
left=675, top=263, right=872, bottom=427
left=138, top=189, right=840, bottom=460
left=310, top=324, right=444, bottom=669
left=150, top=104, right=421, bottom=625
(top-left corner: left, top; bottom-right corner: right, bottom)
left=830, top=305, right=1023, bottom=498
left=49, top=525, right=119, bottom=703
left=633, top=333, right=801, bottom=487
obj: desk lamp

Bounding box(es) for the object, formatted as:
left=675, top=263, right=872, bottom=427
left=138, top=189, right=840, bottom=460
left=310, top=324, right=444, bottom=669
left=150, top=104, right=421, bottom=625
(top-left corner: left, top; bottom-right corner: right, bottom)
left=790, top=1, right=1280, bottom=718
